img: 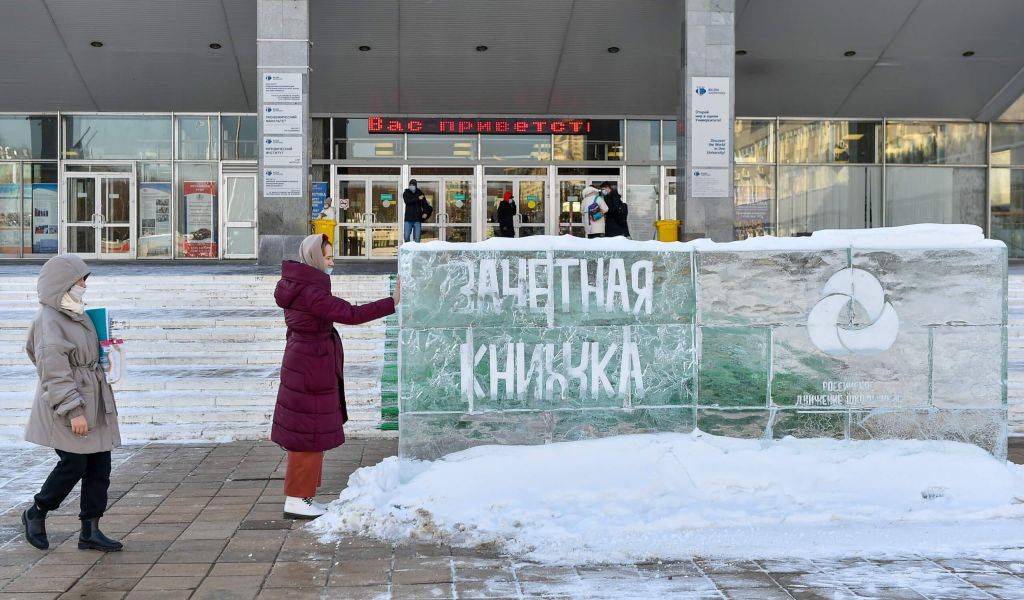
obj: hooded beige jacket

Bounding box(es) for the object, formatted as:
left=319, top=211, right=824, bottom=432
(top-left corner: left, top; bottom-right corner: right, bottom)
left=24, top=255, right=120, bottom=453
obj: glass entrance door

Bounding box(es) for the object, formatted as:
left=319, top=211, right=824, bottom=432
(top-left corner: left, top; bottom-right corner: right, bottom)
left=556, top=177, right=619, bottom=237
left=221, top=174, right=257, bottom=258
left=335, top=176, right=401, bottom=258
left=414, top=178, right=474, bottom=243
left=63, top=174, right=135, bottom=259
left=485, top=178, right=547, bottom=238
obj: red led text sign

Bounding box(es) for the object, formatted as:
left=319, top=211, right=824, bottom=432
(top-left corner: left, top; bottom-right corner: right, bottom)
left=368, top=116, right=593, bottom=135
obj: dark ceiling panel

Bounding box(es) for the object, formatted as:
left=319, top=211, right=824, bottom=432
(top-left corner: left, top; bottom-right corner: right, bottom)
left=0, top=0, right=94, bottom=110
left=735, top=57, right=875, bottom=117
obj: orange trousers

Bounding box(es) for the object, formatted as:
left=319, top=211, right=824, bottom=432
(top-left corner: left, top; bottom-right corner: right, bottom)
left=283, top=451, right=324, bottom=498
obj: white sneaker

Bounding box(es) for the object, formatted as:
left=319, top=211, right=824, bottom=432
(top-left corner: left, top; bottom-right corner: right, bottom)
left=310, top=499, right=329, bottom=511
left=283, top=496, right=327, bottom=520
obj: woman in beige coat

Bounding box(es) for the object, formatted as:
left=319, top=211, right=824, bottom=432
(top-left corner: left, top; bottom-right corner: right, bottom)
left=21, top=254, right=123, bottom=552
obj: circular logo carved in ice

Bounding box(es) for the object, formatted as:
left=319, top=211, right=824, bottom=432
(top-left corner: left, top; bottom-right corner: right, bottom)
left=807, top=268, right=899, bottom=357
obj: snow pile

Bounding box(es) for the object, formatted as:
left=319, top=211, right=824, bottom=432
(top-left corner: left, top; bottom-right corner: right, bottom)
left=313, top=432, right=1024, bottom=564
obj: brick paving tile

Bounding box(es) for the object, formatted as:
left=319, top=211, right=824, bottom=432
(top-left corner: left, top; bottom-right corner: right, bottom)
left=391, top=583, right=455, bottom=599
left=263, top=560, right=331, bottom=588
left=131, top=575, right=205, bottom=590
left=2, top=575, right=78, bottom=593
left=208, top=562, right=274, bottom=577
left=123, top=591, right=193, bottom=600
left=145, top=563, right=211, bottom=577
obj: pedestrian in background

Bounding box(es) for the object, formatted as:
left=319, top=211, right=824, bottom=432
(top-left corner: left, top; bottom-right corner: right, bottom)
left=272, top=234, right=398, bottom=519
left=601, top=181, right=631, bottom=238
left=497, top=191, right=517, bottom=238
left=580, top=184, right=608, bottom=239
left=403, top=179, right=426, bottom=242
left=22, top=254, right=123, bottom=552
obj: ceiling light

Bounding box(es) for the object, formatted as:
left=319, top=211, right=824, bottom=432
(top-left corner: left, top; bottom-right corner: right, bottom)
left=735, top=50, right=747, bottom=56
left=209, top=43, right=222, bottom=49
left=843, top=50, right=856, bottom=57
left=90, top=41, right=103, bottom=48
left=476, top=45, right=488, bottom=52
left=842, top=134, right=865, bottom=141
left=607, top=46, right=620, bottom=54
left=358, top=45, right=371, bottom=52
left=963, top=50, right=975, bottom=57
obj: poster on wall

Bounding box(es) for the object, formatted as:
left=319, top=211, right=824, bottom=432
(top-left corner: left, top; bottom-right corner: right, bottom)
left=30, top=184, right=57, bottom=254
left=184, top=181, right=217, bottom=258
left=262, top=136, right=302, bottom=166
left=261, top=72, right=302, bottom=104
left=690, top=76, right=730, bottom=168
left=311, top=182, right=329, bottom=220
left=263, top=105, right=302, bottom=136
left=691, top=168, right=730, bottom=198
left=139, top=183, right=172, bottom=258
left=0, top=183, right=20, bottom=254
left=263, top=167, right=302, bottom=197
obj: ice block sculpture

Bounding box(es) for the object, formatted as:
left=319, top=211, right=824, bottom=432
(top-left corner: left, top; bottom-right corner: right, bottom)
left=398, top=225, right=1007, bottom=460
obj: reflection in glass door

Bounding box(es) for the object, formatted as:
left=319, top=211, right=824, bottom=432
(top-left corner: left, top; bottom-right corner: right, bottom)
left=335, top=176, right=401, bottom=258
left=222, top=174, right=258, bottom=258
left=413, top=179, right=474, bottom=242
left=63, top=174, right=135, bottom=259
left=484, top=178, right=547, bottom=238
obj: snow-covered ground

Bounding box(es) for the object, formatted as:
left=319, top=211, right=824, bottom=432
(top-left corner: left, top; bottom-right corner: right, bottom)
left=313, top=432, right=1024, bottom=565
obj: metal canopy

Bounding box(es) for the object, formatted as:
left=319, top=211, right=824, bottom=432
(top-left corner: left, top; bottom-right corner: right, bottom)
left=2, top=0, right=1023, bottom=119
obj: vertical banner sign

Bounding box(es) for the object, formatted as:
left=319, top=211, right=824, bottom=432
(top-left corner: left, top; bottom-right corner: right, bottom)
left=184, top=181, right=217, bottom=258
left=30, top=183, right=58, bottom=254
left=311, top=182, right=329, bottom=219
left=690, top=77, right=731, bottom=198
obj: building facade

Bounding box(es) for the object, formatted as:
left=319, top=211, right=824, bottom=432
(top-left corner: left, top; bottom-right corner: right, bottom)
left=2, top=113, right=1023, bottom=260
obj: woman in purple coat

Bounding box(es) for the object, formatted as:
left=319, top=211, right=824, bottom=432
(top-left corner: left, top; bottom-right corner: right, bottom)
left=273, top=234, right=398, bottom=519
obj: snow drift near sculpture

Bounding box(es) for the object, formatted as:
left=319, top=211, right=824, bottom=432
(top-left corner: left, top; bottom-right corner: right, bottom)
left=397, top=225, right=1008, bottom=459
left=312, top=432, right=1024, bottom=564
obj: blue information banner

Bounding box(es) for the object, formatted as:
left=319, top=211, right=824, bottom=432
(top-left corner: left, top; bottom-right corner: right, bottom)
left=311, top=182, right=329, bottom=219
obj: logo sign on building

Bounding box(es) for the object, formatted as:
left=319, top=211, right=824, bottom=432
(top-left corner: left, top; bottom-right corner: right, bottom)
left=264, top=168, right=303, bottom=197
left=263, top=105, right=302, bottom=135
left=368, top=116, right=594, bottom=135
left=690, top=76, right=731, bottom=198
left=262, top=73, right=302, bottom=104
left=262, top=137, right=302, bottom=167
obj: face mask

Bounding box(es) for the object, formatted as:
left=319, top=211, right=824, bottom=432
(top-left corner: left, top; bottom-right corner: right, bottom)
left=323, top=267, right=333, bottom=275
left=601, top=189, right=609, bottom=196
left=409, top=186, right=416, bottom=192
left=67, top=284, right=86, bottom=303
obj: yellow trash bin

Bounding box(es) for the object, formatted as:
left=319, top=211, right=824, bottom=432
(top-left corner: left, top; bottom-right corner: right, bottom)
left=311, top=219, right=337, bottom=246
left=655, top=219, right=681, bottom=242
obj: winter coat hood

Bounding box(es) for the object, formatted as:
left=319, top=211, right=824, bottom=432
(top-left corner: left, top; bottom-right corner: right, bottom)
left=582, top=186, right=600, bottom=201
left=502, top=191, right=514, bottom=202
left=276, top=260, right=330, bottom=310
left=298, top=234, right=329, bottom=272
left=37, top=255, right=90, bottom=311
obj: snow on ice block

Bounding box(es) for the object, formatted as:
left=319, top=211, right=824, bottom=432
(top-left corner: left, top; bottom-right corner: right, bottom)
left=398, top=227, right=1008, bottom=460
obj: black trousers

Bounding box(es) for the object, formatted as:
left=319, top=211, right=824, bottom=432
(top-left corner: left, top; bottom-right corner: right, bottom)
left=34, top=450, right=111, bottom=520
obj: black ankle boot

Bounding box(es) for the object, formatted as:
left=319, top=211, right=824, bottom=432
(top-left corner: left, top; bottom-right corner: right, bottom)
left=78, top=517, right=123, bottom=552
left=21, top=504, right=48, bottom=550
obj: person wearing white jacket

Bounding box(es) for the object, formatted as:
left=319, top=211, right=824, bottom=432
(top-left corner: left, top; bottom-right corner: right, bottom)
left=580, top=185, right=609, bottom=238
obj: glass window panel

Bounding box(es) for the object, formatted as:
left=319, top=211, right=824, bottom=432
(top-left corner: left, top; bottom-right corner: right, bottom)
left=177, top=116, right=218, bottom=160
left=992, top=123, right=1024, bottom=167
left=554, top=120, right=623, bottom=161
left=175, top=163, right=219, bottom=258
left=734, top=165, right=775, bottom=238
left=625, top=166, right=659, bottom=240
left=777, top=165, right=882, bottom=236
left=735, top=119, right=775, bottom=164
left=626, top=120, right=660, bottom=162
left=312, top=118, right=329, bottom=160
left=138, top=180, right=172, bottom=259
left=779, top=121, right=880, bottom=164
left=333, top=118, right=404, bottom=159
left=227, top=227, right=256, bottom=255
left=885, top=166, right=986, bottom=229
left=23, top=162, right=58, bottom=256
left=991, top=168, right=1024, bottom=258
left=480, top=135, right=550, bottom=161
left=140, top=162, right=172, bottom=183
left=0, top=116, right=58, bottom=159
left=226, top=177, right=255, bottom=222
left=65, top=115, right=172, bottom=160
left=221, top=116, right=257, bottom=160
left=0, top=163, right=21, bottom=255
left=662, top=120, right=677, bottom=162
left=407, top=135, right=477, bottom=159
left=884, top=121, right=986, bottom=165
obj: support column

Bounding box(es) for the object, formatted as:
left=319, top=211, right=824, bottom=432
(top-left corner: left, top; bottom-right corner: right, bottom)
left=677, top=0, right=735, bottom=242
left=256, top=0, right=310, bottom=265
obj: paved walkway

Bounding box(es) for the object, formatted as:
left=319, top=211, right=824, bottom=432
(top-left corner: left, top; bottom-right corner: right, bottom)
left=0, top=439, right=1023, bottom=599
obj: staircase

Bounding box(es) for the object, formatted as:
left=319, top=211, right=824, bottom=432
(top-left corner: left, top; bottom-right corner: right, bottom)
left=0, top=273, right=395, bottom=444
